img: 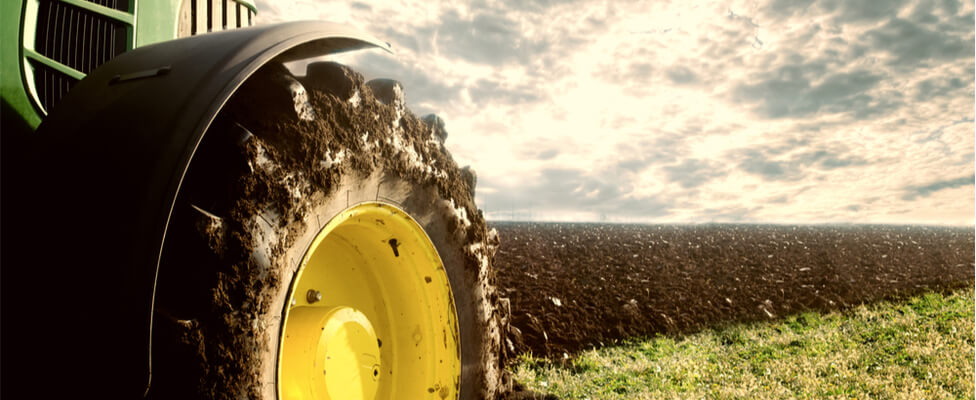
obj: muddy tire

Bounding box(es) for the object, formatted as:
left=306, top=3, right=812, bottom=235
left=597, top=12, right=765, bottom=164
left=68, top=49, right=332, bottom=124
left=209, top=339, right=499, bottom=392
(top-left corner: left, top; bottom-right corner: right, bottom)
left=148, top=62, right=510, bottom=399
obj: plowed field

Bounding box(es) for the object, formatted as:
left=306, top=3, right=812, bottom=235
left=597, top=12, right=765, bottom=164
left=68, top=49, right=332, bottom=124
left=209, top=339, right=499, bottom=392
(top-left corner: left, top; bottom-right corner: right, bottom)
left=491, top=222, right=974, bottom=359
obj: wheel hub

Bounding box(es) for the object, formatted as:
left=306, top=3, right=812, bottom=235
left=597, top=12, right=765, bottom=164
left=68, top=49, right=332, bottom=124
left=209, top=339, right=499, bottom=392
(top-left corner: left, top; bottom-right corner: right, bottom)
left=277, top=202, right=460, bottom=400
left=282, top=306, right=380, bottom=399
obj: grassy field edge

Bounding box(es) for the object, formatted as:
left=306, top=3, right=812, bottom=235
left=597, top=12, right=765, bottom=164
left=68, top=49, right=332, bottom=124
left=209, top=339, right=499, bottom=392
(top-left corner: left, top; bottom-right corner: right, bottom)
left=512, top=286, right=975, bottom=399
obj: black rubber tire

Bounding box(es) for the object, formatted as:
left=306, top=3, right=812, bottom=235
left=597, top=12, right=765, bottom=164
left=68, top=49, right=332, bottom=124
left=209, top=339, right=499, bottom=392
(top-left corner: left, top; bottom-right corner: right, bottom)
left=147, top=62, right=509, bottom=399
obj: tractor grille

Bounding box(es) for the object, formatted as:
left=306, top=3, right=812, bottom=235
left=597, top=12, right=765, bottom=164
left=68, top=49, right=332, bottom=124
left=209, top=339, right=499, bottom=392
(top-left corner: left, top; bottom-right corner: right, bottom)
left=184, top=0, right=255, bottom=37
left=87, top=0, right=130, bottom=12
left=31, top=0, right=129, bottom=112
left=25, top=0, right=254, bottom=114
left=35, top=0, right=128, bottom=77
left=29, top=61, right=76, bottom=114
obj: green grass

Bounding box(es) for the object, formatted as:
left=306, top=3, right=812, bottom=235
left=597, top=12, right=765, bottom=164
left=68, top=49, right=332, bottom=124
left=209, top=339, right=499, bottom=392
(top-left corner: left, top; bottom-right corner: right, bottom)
left=512, top=287, right=975, bottom=399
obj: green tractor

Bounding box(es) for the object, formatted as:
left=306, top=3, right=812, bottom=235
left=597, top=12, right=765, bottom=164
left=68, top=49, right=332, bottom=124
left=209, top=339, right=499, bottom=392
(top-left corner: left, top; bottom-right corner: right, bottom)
left=1, top=1, right=508, bottom=399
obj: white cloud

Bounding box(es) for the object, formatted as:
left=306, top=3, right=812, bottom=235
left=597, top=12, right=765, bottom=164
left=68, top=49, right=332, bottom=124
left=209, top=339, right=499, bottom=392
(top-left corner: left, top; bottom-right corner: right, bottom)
left=255, top=0, right=974, bottom=225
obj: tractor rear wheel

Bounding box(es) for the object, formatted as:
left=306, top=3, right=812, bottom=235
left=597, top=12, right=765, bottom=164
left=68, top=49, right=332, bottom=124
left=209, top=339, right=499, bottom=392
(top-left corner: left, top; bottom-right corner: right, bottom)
left=148, top=62, right=508, bottom=399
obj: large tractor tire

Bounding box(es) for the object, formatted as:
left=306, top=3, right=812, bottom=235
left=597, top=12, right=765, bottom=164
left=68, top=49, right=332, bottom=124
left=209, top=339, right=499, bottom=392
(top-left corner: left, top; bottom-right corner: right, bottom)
left=147, top=61, right=509, bottom=399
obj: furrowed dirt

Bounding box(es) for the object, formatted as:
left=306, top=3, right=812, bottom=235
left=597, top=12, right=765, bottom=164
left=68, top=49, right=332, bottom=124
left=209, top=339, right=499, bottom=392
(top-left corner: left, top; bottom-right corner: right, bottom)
left=492, top=222, right=974, bottom=360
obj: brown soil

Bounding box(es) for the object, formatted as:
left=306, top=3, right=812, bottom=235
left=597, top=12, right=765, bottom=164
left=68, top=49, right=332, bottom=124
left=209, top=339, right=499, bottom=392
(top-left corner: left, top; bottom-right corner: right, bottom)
left=492, top=222, right=974, bottom=360
left=151, top=62, right=511, bottom=399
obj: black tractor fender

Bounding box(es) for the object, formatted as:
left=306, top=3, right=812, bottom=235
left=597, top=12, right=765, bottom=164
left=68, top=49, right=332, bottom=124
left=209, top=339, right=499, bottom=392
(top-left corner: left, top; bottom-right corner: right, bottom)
left=2, top=21, right=389, bottom=398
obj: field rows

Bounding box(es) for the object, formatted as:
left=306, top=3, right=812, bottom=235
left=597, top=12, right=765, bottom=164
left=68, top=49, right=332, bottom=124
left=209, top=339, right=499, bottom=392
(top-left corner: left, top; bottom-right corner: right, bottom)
left=491, top=223, right=974, bottom=359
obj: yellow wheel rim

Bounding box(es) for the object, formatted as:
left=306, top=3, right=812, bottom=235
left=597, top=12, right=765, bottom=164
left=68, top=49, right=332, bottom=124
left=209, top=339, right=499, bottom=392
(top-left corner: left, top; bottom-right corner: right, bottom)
left=278, top=202, right=460, bottom=399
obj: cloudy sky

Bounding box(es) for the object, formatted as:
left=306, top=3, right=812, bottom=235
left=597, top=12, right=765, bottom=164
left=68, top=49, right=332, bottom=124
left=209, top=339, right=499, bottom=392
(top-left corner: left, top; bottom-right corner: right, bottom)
left=255, top=0, right=974, bottom=225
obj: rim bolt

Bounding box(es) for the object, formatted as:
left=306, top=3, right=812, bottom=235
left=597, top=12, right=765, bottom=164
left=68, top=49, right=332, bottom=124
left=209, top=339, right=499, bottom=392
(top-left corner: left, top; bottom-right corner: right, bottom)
left=306, top=289, right=322, bottom=304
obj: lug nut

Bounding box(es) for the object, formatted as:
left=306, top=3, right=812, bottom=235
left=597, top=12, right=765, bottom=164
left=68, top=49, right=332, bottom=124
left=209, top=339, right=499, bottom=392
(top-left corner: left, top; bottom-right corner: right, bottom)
left=306, top=289, right=322, bottom=304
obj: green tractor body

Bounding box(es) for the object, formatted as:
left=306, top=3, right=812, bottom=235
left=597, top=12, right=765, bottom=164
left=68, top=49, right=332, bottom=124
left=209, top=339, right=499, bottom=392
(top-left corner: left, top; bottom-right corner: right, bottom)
left=1, top=0, right=257, bottom=133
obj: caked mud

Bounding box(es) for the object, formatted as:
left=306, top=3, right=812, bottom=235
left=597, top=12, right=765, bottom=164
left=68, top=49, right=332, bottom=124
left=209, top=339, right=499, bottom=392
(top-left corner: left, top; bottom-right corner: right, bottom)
left=150, top=62, right=511, bottom=399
